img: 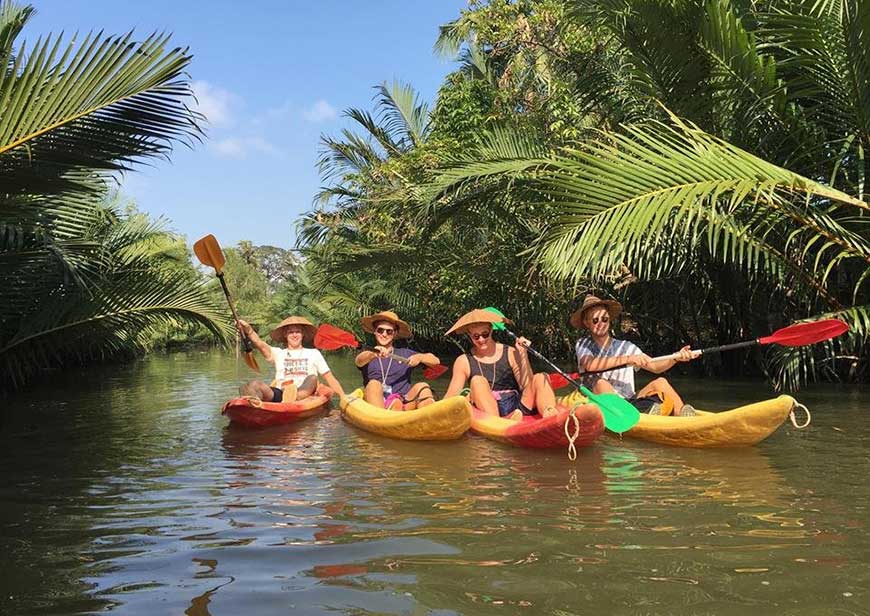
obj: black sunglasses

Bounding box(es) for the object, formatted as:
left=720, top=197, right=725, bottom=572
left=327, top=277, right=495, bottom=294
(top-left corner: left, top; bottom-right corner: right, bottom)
left=375, top=327, right=395, bottom=335
left=470, top=331, right=491, bottom=340
left=591, top=315, right=610, bottom=325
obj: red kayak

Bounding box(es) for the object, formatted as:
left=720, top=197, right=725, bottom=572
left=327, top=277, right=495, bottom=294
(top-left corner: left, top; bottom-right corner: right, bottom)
left=470, top=402, right=604, bottom=448
left=221, top=385, right=333, bottom=428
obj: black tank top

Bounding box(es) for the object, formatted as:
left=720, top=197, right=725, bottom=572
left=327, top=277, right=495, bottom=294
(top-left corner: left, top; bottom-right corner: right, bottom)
left=466, top=344, right=520, bottom=391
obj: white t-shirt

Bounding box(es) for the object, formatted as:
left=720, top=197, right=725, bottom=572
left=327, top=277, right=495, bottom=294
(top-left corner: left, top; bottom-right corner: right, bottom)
left=575, top=336, right=643, bottom=399
left=271, top=346, right=331, bottom=386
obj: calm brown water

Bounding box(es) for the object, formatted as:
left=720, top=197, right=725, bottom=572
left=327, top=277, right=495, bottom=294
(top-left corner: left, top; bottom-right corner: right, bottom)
left=1, top=351, right=868, bottom=615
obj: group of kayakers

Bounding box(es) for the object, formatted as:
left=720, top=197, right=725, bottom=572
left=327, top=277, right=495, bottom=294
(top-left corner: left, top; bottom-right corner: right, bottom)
left=237, top=295, right=700, bottom=418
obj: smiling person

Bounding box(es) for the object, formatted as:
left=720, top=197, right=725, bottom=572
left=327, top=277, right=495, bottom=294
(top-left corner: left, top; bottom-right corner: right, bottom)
left=354, top=311, right=439, bottom=411
left=571, top=295, right=697, bottom=416
left=237, top=316, right=346, bottom=403
left=443, top=309, right=558, bottom=420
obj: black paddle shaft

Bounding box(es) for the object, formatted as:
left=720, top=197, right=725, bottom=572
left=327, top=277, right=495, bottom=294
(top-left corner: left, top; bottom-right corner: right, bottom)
left=360, top=345, right=410, bottom=364
left=694, top=339, right=759, bottom=356
left=216, top=272, right=254, bottom=354
left=502, top=328, right=583, bottom=390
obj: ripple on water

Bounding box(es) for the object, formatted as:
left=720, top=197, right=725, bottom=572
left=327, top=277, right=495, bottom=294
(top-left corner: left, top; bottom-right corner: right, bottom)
left=1, top=354, right=869, bottom=615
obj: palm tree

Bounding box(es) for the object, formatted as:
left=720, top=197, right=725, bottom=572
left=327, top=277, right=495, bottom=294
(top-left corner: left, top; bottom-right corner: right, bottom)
left=421, top=0, right=870, bottom=387
left=0, top=1, right=230, bottom=392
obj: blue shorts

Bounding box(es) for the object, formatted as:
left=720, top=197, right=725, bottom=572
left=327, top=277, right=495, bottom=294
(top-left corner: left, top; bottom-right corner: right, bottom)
left=494, top=390, right=535, bottom=418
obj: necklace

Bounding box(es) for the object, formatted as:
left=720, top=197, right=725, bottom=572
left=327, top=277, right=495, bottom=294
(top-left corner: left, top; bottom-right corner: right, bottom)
left=377, top=353, right=394, bottom=384
left=473, top=347, right=498, bottom=389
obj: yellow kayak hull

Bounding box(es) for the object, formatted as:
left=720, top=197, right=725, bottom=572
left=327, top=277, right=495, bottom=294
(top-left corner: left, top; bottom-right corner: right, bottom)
left=340, top=388, right=472, bottom=440
left=559, top=392, right=796, bottom=448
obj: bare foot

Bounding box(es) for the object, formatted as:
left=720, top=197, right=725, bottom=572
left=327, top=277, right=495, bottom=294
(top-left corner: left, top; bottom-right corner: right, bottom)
left=505, top=409, right=524, bottom=421
left=541, top=406, right=559, bottom=418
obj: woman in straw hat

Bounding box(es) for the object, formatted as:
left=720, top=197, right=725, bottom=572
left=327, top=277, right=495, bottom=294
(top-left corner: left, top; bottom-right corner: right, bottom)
left=237, top=316, right=346, bottom=403
left=571, top=295, right=696, bottom=416
left=355, top=310, right=440, bottom=410
left=443, top=309, right=559, bottom=419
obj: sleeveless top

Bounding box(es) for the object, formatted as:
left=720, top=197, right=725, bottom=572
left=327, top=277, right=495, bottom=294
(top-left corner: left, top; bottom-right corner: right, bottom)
left=466, top=344, right=520, bottom=392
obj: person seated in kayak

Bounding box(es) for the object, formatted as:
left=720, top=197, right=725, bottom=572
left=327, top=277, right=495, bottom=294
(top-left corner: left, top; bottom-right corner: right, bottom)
left=237, top=316, right=346, bottom=403
left=354, top=310, right=440, bottom=411
left=571, top=295, right=697, bottom=416
left=443, top=309, right=559, bottom=420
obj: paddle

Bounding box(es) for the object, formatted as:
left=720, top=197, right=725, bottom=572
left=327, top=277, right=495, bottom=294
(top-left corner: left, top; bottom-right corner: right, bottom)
left=647, top=319, right=849, bottom=362
left=193, top=234, right=259, bottom=372
left=482, top=307, right=640, bottom=433
left=313, top=323, right=449, bottom=379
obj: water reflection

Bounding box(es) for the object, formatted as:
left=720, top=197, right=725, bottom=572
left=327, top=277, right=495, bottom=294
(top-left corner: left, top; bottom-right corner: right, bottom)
left=2, top=352, right=869, bottom=615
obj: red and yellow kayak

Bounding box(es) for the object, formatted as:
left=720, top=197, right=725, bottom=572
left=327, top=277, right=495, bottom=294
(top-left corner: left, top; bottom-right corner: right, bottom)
left=221, top=385, right=333, bottom=428
left=470, top=402, right=604, bottom=448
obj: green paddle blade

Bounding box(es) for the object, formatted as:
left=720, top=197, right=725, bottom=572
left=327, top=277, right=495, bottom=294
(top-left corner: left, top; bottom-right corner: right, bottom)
left=580, top=385, right=640, bottom=432
left=483, top=306, right=507, bottom=331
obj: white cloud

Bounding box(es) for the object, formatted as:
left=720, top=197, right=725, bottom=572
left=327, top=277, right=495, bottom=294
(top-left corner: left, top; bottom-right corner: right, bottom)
left=211, top=136, right=282, bottom=159
left=190, top=80, right=237, bottom=127
left=302, top=99, right=338, bottom=123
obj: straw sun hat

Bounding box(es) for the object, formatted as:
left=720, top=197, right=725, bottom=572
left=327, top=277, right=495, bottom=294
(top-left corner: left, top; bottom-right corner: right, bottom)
left=270, top=316, right=317, bottom=342
left=360, top=310, right=412, bottom=339
left=569, top=295, right=623, bottom=329
left=446, top=309, right=513, bottom=336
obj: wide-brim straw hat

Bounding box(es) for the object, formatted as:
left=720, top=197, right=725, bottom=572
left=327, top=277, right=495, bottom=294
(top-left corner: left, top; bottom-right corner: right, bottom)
left=270, top=316, right=317, bottom=342
left=446, top=309, right=514, bottom=336
left=360, top=310, right=412, bottom=339
left=569, top=295, right=623, bottom=329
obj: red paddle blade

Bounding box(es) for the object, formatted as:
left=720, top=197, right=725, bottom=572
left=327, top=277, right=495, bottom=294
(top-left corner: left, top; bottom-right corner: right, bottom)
left=314, top=323, right=360, bottom=351
left=548, top=372, right=580, bottom=389
left=760, top=319, right=849, bottom=347
left=423, top=364, right=448, bottom=380
left=243, top=351, right=260, bottom=372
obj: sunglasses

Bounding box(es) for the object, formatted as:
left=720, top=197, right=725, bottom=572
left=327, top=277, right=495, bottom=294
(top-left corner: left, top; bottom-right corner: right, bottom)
left=470, top=331, right=491, bottom=340
left=591, top=316, right=610, bottom=325
left=375, top=327, right=395, bottom=335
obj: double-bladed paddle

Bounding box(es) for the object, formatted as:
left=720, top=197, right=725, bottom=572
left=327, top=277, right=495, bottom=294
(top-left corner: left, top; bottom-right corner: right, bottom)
left=193, top=234, right=259, bottom=372
left=647, top=319, right=849, bottom=362
left=313, top=323, right=449, bottom=380
left=482, top=307, right=640, bottom=433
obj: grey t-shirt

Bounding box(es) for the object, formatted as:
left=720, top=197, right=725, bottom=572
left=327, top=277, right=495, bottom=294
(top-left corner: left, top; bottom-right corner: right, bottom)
left=574, top=336, right=643, bottom=398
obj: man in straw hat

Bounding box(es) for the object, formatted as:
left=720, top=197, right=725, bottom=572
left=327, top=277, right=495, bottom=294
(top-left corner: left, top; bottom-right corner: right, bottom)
left=443, top=309, right=559, bottom=419
left=571, top=295, right=697, bottom=416
left=237, top=316, right=346, bottom=402
left=355, top=310, right=440, bottom=410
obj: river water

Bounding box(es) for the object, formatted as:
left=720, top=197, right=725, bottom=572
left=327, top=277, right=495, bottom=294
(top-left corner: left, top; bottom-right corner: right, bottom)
left=1, top=351, right=868, bottom=615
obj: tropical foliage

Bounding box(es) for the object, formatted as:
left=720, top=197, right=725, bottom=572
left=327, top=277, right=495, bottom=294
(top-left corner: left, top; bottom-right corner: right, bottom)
left=295, top=0, right=870, bottom=389
left=0, top=2, right=229, bottom=392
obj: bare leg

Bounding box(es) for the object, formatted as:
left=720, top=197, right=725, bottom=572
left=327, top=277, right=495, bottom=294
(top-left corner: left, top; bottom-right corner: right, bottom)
left=403, top=382, right=435, bottom=410
left=636, top=377, right=684, bottom=411
left=239, top=380, right=276, bottom=402
left=591, top=378, right=617, bottom=395
left=364, top=380, right=385, bottom=405
left=524, top=372, right=558, bottom=416
left=469, top=375, right=499, bottom=416
left=295, top=375, right=319, bottom=401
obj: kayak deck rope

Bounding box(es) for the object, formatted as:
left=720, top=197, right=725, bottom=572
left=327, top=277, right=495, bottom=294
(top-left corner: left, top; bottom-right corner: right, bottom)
left=790, top=401, right=811, bottom=428
left=565, top=402, right=583, bottom=461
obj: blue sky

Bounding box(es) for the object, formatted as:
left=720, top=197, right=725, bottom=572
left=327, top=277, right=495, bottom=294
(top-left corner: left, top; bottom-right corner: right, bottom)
left=29, top=1, right=468, bottom=248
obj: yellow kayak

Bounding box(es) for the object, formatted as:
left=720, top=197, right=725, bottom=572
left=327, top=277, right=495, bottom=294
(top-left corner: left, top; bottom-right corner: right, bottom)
left=340, top=388, right=472, bottom=440
left=560, top=392, right=797, bottom=447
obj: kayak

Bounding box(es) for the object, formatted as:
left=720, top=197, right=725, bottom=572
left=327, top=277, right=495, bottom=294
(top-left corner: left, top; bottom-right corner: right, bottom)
left=470, top=402, right=604, bottom=449
left=340, top=388, right=471, bottom=440
left=221, top=385, right=333, bottom=428
left=560, top=391, right=796, bottom=447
